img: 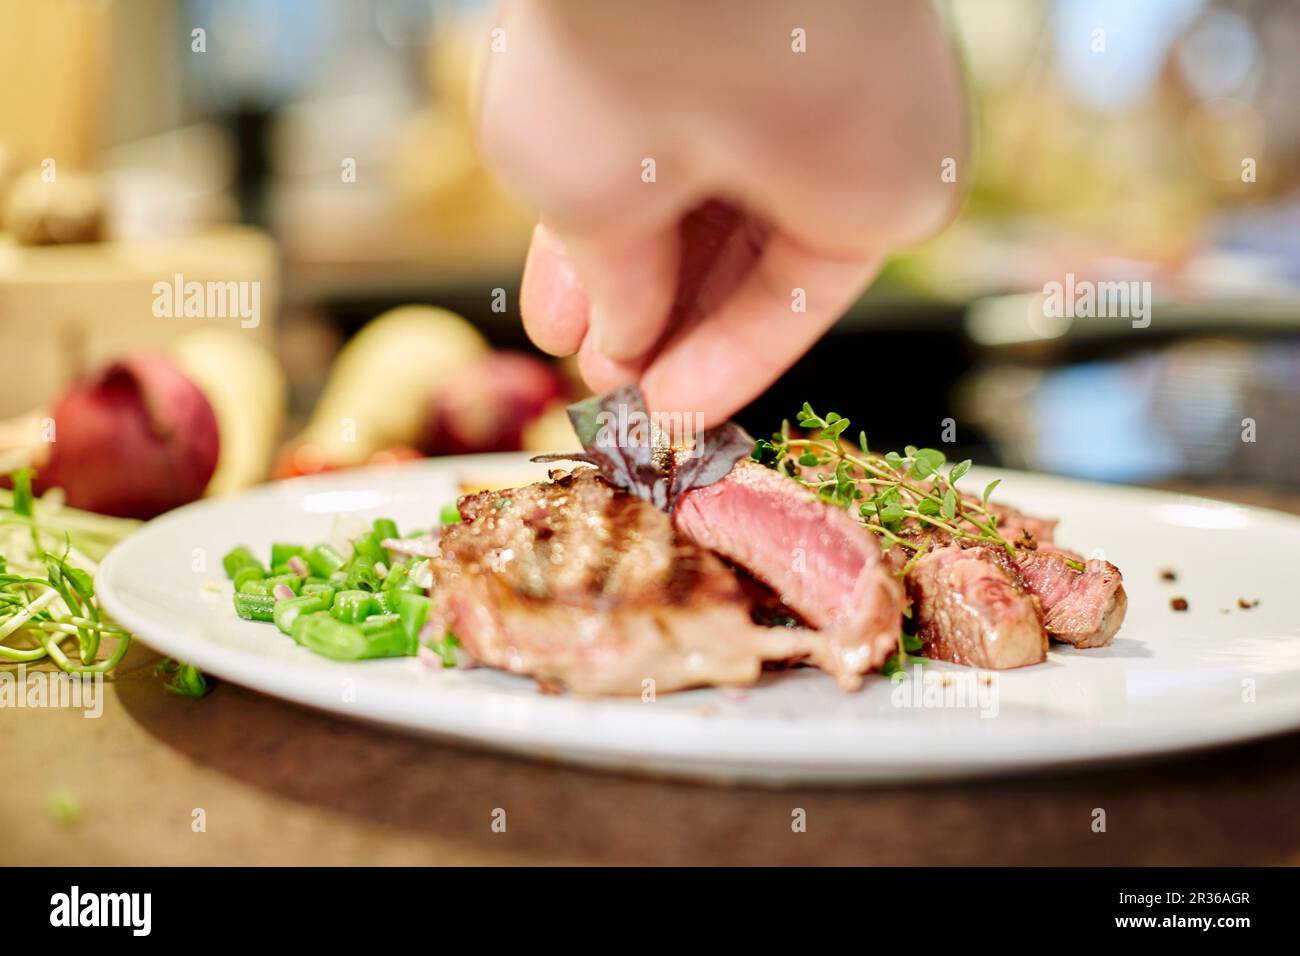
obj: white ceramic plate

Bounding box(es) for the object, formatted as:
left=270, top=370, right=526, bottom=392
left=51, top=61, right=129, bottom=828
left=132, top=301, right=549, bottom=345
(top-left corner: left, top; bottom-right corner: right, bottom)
left=99, top=453, right=1300, bottom=785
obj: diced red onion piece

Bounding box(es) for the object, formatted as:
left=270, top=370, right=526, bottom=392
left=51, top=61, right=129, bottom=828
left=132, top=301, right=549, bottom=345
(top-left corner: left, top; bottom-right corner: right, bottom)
left=409, top=559, right=433, bottom=590
left=382, top=535, right=441, bottom=558
left=272, top=583, right=296, bottom=602
left=287, top=555, right=309, bottom=577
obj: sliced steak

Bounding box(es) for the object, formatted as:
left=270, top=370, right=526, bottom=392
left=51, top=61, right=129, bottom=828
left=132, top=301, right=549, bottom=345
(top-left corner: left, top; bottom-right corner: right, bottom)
left=881, top=483, right=1125, bottom=651
left=1015, top=550, right=1126, bottom=648
left=433, top=468, right=809, bottom=695
left=985, top=501, right=1058, bottom=549
left=883, top=502, right=1058, bottom=571
left=905, top=545, right=1048, bottom=669
left=673, top=460, right=905, bottom=690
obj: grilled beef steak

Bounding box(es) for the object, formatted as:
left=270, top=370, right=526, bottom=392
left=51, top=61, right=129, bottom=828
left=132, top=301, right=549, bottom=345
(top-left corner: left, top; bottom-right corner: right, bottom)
left=879, top=488, right=1126, bottom=655
left=1015, top=550, right=1126, bottom=648
left=905, top=545, right=1048, bottom=669
left=673, top=460, right=905, bottom=690
left=432, top=468, right=810, bottom=695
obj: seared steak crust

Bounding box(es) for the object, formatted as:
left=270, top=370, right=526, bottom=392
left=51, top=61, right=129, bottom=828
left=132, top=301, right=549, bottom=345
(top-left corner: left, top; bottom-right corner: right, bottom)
left=433, top=469, right=809, bottom=695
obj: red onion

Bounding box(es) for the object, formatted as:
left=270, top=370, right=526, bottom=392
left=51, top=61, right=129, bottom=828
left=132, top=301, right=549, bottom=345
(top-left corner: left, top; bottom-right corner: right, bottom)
left=381, top=534, right=441, bottom=558
left=34, top=355, right=219, bottom=519
left=272, top=583, right=296, bottom=602
left=287, top=555, right=309, bottom=577
left=417, top=645, right=442, bottom=669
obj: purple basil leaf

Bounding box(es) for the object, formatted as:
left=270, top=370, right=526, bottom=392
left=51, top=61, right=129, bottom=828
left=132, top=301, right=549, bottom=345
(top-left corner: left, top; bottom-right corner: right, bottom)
left=668, top=421, right=755, bottom=509
left=529, top=385, right=751, bottom=512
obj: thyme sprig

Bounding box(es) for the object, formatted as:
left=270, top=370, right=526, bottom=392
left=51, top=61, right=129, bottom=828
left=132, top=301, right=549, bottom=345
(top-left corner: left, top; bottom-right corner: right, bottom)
left=752, top=403, right=1018, bottom=567
left=881, top=630, right=927, bottom=679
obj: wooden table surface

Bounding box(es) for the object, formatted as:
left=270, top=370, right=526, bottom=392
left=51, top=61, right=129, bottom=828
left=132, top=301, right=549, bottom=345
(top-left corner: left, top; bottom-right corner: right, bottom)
left=6, top=482, right=1300, bottom=867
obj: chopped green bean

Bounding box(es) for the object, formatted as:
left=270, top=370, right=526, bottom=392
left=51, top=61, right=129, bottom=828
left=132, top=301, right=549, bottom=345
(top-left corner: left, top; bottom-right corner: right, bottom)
left=373, top=589, right=402, bottom=616
left=233, top=565, right=265, bottom=592
left=274, top=593, right=331, bottom=638
left=345, top=561, right=381, bottom=592
left=222, top=546, right=261, bottom=580
left=352, top=534, right=385, bottom=566
left=428, top=632, right=462, bottom=668
left=294, top=612, right=412, bottom=660
left=381, top=559, right=407, bottom=588
left=233, top=591, right=275, bottom=622
left=264, top=573, right=303, bottom=595
left=294, top=613, right=367, bottom=659
left=305, top=543, right=347, bottom=578
left=358, top=614, right=417, bottom=656
left=398, top=592, right=432, bottom=641
left=330, top=589, right=375, bottom=624
left=270, top=543, right=305, bottom=567
left=219, top=515, right=440, bottom=663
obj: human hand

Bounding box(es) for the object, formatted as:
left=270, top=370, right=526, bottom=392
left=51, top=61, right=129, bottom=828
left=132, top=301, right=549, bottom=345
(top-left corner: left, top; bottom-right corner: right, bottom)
left=478, top=0, right=967, bottom=425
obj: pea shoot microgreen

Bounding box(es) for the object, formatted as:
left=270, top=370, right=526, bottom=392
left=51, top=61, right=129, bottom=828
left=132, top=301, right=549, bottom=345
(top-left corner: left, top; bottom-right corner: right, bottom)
left=1, top=469, right=138, bottom=674
left=753, top=403, right=1018, bottom=569
left=2, top=467, right=210, bottom=693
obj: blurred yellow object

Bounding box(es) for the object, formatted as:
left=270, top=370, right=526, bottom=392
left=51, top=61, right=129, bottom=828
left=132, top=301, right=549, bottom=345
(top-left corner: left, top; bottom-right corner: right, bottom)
left=388, top=13, right=533, bottom=245
left=0, top=225, right=278, bottom=419
left=0, top=0, right=107, bottom=170
left=289, top=305, right=489, bottom=468
left=389, top=107, right=485, bottom=231
left=522, top=400, right=580, bottom=454
left=4, top=168, right=104, bottom=245
left=170, top=329, right=287, bottom=496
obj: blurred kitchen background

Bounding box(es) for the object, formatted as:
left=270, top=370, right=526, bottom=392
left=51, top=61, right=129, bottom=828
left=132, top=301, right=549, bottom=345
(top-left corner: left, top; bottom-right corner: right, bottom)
left=1, top=0, right=1297, bottom=520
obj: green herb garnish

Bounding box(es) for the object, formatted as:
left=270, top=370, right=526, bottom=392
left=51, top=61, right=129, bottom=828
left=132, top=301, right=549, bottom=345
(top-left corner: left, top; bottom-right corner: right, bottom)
left=754, top=403, right=1018, bottom=570
left=1, top=470, right=140, bottom=674
left=156, top=658, right=210, bottom=698
left=881, top=631, right=928, bottom=678
left=428, top=632, right=461, bottom=669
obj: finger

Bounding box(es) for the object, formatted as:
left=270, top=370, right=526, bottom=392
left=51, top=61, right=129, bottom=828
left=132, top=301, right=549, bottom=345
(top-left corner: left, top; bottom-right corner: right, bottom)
left=641, top=234, right=881, bottom=426
left=565, top=221, right=681, bottom=364
left=576, top=327, right=645, bottom=395
left=519, top=223, right=590, bottom=356
left=572, top=202, right=758, bottom=397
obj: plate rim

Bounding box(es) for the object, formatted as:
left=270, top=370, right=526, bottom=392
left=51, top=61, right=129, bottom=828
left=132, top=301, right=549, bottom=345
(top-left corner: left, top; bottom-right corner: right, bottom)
left=96, top=454, right=1300, bottom=783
